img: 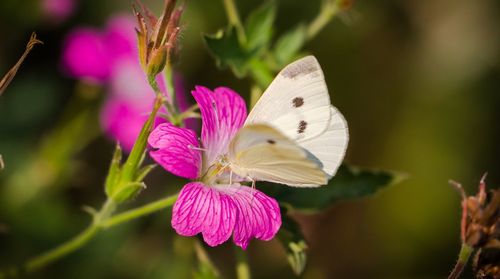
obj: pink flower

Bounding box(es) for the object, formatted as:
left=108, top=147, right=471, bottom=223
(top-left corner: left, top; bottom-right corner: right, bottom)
left=61, top=15, right=136, bottom=83
left=41, top=0, right=76, bottom=23
left=148, top=86, right=281, bottom=249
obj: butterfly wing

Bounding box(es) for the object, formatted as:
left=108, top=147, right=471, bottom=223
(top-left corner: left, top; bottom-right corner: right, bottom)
left=297, top=106, right=349, bottom=177
left=245, top=56, right=332, bottom=142
left=228, top=124, right=327, bottom=187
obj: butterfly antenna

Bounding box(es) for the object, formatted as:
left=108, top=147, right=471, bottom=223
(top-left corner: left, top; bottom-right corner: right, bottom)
left=229, top=169, right=233, bottom=185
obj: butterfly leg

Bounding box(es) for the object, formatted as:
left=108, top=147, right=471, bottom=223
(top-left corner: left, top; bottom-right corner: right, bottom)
left=246, top=176, right=256, bottom=189
left=229, top=169, right=233, bottom=185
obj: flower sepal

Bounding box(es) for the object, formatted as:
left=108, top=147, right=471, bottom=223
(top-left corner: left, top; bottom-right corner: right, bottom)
left=103, top=146, right=152, bottom=203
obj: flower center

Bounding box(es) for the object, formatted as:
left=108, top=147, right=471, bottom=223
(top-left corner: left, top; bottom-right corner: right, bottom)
left=200, top=155, right=230, bottom=185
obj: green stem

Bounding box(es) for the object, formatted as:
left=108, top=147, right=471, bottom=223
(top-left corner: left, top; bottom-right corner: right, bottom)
left=248, top=59, right=274, bottom=89
left=25, top=224, right=98, bottom=274
left=120, top=94, right=163, bottom=182
left=223, top=0, right=247, bottom=45
left=306, top=0, right=340, bottom=41
left=448, top=243, right=474, bottom=279
left=235, top=248, right=251, bottom=279
left=102, top=194, right=178, bottom=229
left=163, top=64, right=183, bottom=126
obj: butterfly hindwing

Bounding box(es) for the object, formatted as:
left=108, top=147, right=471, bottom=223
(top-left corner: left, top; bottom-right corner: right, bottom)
left=228, top=124, right=327, bottom=187
left=297, top=106, right=349, bottom=177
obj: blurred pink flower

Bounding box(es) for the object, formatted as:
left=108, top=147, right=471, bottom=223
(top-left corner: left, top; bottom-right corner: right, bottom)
left=148, top=86, right=281, bottom=249
left=41, top=0, right=76, bottom=23
left=61, top=15, right=136, bottom=83
left=62, top=15, right=191, bottom=152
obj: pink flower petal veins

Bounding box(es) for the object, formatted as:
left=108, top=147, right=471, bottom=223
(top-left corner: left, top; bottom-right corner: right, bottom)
left=172, top=182, right=236, bottom=246
left=172, top=182, right=281, bottom=249
left=148, top=123, right=201, bottom=179
left=192, top=86, right=247, bottom=169
left=216, top=185, right=282, bottom=249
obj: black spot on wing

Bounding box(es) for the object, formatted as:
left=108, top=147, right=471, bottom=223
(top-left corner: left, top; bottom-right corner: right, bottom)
left=267, top=139, right=276, bottom=144
left=292, top=97, right=304, bottom=108
left=298, top=120, right=307, bottom=134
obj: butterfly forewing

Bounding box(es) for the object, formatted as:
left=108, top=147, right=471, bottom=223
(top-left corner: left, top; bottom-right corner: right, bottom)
left=229, top=124, right=327, bottom=187
left=245, top=56, right=332, bottom=142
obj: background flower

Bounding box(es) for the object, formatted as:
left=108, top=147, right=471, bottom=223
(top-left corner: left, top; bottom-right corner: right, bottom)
left=61, top=14, right=191, bottom=151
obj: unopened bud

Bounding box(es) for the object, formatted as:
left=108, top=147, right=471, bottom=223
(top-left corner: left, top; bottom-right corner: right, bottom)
left=147, top=45, right=168, bottom=77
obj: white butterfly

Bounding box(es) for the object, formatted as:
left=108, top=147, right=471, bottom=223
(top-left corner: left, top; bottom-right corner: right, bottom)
left=226, top=56, right=349, bottom=187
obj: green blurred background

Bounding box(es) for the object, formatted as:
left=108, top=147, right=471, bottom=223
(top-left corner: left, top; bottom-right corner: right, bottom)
left=1, top=0, right=499, bottom=278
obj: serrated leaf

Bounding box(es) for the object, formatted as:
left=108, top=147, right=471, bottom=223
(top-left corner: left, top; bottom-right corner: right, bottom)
left=105, top=144, right=123, bottom=197
left=111, top=182, right=146, bottom=203
left=244, top=1, right=277, bottom=51
left=273, top=24, right=306, bottom=67
left=263, top=165, right=401, bottom=213
left=204, top=28, right=252, bottom=78
left=278, top=214, right=308, bottom=276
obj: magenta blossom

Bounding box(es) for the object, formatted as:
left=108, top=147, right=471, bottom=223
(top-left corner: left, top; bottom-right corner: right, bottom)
left=148, top=86, right=281, bottom=249
left=61, top=15, right=136, bottom=84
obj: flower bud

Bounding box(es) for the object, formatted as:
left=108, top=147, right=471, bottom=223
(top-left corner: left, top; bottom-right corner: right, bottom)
left=133, top=0, right=183, bottom=80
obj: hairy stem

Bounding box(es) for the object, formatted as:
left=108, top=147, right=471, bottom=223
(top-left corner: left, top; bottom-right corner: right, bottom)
left=448, top=243, right=474, bottom=279
left=102, top=194, right=178, bottom=228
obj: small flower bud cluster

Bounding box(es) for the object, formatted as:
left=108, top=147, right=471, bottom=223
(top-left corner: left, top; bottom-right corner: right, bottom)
left=451, top=175, right=500, bottom=279
left=134, top=0, right=183, bottom=79
left=459, top=177, right=499, bottom=249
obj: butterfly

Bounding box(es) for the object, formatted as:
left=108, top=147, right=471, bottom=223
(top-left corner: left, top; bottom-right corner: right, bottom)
left=226, top=55, right=349, bottom=187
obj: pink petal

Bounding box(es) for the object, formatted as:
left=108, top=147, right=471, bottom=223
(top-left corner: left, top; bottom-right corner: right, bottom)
left=101, top=96, right=166, bottom=152
left=148, top=123, right=201, bottom=179
left=217, top=185, right=282, bottom=249
left=172, top=182, right=236, bottom=246
left=104, top=15, right=137, bottom=64
left=61, top=28, right=110, bottom=83
left=192, top=86, right=247, bottom=167
left=172, top=182, right=282, bottom=249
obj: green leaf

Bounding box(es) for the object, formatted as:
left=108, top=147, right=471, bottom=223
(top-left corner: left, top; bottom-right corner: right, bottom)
left=204, top=28, right=253, bottom=77
left=278, top=214, right=308, bottom=276
left=244, top=1, right=277, bottom=51
left=273, top=24, right=307, bottom=67
left=135, top=164, right=156, bottom=182
left=104, top=144, right=122, bottom=197
left=264, top=165, right=401, bottom=213
left=111, top=182, right=146, bottom=203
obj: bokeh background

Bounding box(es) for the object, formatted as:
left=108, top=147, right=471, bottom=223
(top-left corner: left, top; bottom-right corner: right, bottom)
left=1, top=0, right=499, bottom=278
